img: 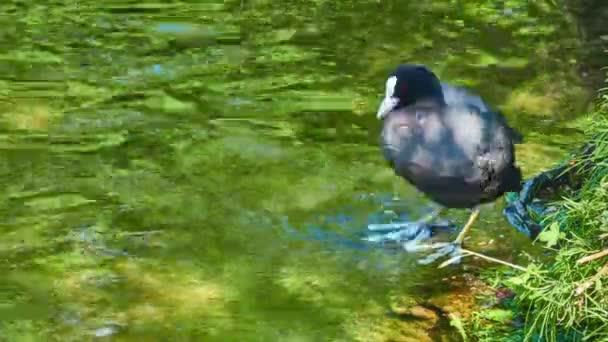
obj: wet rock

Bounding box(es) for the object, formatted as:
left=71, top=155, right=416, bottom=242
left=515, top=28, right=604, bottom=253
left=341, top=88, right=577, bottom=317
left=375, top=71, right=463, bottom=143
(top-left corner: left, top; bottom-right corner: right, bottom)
left=389, top=295, right=417, bottom=316
left=350, top=317, right=435, bottom=342
left=389, top=296, right=440, bottom=325
left=426, top=274, right=492, bottom=320
left=409, top=306, right=439, bottom=322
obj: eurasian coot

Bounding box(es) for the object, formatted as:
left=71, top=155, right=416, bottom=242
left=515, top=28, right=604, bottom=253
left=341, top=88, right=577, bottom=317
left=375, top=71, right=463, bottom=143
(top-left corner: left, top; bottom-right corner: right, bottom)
left=369, top=64, right=523, bottom=265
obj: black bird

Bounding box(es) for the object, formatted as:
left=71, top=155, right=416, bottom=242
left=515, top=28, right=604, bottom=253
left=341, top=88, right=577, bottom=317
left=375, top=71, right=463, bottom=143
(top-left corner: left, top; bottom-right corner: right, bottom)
left=368, top=64, right=523, bottom=265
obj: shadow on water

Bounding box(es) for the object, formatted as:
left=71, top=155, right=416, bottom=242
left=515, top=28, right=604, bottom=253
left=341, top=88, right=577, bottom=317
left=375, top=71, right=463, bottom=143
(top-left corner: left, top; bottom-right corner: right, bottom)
left=0, top=0, right=604, bottom=340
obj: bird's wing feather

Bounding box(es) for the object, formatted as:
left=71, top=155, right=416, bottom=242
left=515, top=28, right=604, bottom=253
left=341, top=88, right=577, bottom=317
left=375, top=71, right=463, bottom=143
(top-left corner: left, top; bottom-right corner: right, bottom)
left=441, top=83, right=523, bottom=144
left=440, top=82, right=489, bottom=112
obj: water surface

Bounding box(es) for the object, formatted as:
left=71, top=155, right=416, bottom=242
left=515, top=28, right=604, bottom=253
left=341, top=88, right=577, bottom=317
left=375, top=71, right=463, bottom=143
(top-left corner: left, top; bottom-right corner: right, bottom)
left=0, top=0, right=595, bottom=340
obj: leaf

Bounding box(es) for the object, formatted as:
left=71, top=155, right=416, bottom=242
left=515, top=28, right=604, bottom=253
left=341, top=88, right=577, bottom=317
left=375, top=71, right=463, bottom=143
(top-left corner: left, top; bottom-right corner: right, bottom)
left=23, top=193, right=95, bottom=211
left=449, top=314, right=467, bottom=341
left=537, top=222, right=562, bottom=247
left=506, top=274, right=526, bottom=286
left=274, top=29, right=297, bottom=42
left=143, top=93, right=195, bottom=115
left=481, top=309, right=514, bottom=323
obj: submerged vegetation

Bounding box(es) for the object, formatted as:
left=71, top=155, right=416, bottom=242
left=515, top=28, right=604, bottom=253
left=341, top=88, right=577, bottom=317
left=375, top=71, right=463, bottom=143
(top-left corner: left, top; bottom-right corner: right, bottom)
left=0, top=0, right=606, bottom=340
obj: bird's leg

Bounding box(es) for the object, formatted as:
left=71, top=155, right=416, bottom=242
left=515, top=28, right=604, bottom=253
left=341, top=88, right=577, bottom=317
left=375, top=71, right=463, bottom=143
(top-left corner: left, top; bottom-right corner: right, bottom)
left=454, top=206, right=480, bottom=244
left=417, top=206, right=480, bottom=265
left=364, top=207, right=446, bottom=244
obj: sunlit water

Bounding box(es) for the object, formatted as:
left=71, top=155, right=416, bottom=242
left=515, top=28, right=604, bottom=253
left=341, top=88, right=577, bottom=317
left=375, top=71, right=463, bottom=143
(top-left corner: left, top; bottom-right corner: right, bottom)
left=0, top=0, right=596, bottom=340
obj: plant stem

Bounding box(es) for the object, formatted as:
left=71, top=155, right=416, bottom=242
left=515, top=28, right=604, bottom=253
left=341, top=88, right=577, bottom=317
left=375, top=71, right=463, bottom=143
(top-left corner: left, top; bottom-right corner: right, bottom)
left=575, top=262, right=608, bottom=296
left=438, top=248, right=527, bottom=271
left=577, top=248, right=608, bottom=264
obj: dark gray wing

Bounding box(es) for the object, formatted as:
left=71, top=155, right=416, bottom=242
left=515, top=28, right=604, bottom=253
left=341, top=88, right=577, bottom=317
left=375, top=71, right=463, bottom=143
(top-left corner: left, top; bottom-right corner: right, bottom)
left=440, top=82, right=489, bottom=112
left=441, top=82, right=523, bottom=143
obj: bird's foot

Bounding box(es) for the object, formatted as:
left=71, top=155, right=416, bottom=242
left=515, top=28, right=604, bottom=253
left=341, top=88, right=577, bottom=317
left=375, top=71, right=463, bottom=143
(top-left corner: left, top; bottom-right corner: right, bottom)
left=363, top=219, right=453, bottom=246
left=415, top=240, right=464, bottom=266
left=363, top=221, right=433, bottom=244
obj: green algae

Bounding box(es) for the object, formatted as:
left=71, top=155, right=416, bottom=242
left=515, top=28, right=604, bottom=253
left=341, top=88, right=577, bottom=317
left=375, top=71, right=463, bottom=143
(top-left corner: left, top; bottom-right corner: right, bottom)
left=0, top=0, right=603, bottom=340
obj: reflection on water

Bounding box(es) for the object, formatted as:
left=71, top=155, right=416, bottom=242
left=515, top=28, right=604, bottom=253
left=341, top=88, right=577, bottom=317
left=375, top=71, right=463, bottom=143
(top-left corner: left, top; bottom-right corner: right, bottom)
left=0, top=0, right=599, bottom=340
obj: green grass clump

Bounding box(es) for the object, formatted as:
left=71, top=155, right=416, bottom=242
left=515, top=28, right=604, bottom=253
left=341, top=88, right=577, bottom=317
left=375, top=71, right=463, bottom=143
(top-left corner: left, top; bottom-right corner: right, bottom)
left=484, top=79, right=608, bottom=342
left=464, top=76, right=608, bottom=342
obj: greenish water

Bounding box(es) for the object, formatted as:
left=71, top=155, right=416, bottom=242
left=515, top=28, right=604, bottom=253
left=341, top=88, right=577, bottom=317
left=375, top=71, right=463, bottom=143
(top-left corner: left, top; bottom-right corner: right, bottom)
left=0, top=0, right=597, bottom=340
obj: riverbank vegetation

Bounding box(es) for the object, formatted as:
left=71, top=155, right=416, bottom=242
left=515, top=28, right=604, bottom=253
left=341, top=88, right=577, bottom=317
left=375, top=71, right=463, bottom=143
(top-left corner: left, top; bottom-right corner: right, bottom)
left=466, top=78, right=608, bottom=342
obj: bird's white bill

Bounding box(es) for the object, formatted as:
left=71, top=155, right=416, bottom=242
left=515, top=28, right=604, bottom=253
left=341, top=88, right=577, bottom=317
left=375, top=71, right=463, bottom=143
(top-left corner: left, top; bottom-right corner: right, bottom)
left=376, top=95, right=399, bottom=119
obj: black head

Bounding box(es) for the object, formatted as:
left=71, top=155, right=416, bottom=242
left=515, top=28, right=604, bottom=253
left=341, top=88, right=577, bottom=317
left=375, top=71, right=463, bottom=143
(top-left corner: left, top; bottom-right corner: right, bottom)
left=376, top=64, right=446, bottom=119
